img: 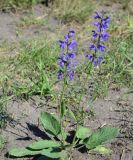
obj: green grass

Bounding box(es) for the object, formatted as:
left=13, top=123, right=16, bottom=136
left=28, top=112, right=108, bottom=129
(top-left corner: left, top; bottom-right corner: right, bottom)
left=0, top=38, right=59, bottom=99
left=0, top=21, right=132, bottom=100
left=105, top=11, right=133, bottom=87
left=0, top=0, right=132, bottom=101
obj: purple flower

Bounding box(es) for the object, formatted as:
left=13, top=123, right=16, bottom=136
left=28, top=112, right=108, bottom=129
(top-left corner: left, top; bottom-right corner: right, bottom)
left=100, top=32, right=109, bottom=41
left=97, top=55, right=104, bottom=63
left=94, top=22, right=101, bottom=32
left=65, top=35, right=69, bottom=43
left=92, top=30, right=98, bottom=39
left=101, top=17, right=110, bottom=30
left=85, top=54, right=93, bottom=61
left=68, top=53, right=76, bottom=59
left=97, top=44, right=106, bottom=52
left=68, top=30, right=75, bottom=38
left=59, top=53, right=69, bottom=62
left=57, top=71, right=64, bottom=80
left=64, top=30, right=76, bottom=44
left=93, top=58, right=98, bottom=66
left=59, top=60, right=65, bottom=68
left=89, top=44, right=97, bottom=53
left=68, top=70, right=74, bottom=80
left=59, top=40, right=66, bottom=49
left=68, top=40, right=77, bottom=50
left=94, top=12, right=101, bottom=19
left=104, top=17, right=110, bottom=25
left=101, top=22, right=108, bottom=31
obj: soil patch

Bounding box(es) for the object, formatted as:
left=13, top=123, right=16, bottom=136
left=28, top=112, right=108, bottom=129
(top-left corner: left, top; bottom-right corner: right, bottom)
left=0, top=88, right=132, bottom=160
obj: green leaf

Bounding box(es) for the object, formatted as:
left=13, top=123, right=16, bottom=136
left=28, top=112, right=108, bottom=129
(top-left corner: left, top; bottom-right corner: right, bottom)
left=83, top=127, right=119, bottom=150
left=90, top=145, right=112, bottom=155
left=28, top=140, right=60, bottom=150
left=60, top=100, right=66, bottom=118
left=9, top=148, right=41, bottom=157
left=40, top=112, right=61, bottom=136
left=59, top=150, right=68, bottom=160
left=57, top=130, right=67, bottom=141
left=76, top=126, right=91, bottom=140
left=79, top=139, right=84, bottom=144
left=41, top=148, right=62, bottom=159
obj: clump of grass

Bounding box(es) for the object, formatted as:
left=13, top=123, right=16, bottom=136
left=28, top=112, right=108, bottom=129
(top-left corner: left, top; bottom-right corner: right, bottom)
left=0, top=0, right=38, bottom=11
left=110, top=36, right=132, bottom=85
left=51, top=0, right=94, bottom=23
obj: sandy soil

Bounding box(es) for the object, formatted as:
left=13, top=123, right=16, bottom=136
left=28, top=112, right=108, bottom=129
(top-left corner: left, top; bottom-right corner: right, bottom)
left=0, top=4, right=59, bottom=43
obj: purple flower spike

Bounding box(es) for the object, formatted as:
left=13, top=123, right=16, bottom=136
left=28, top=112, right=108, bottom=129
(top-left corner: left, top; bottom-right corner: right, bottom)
left=57, top=30, right=77, bottom=80
left=85, top=12, right=110, bottom=66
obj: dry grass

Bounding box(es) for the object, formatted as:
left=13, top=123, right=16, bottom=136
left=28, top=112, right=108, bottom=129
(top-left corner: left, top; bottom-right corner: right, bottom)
left=0, top=0, right=37, bottom=11
left=51, top=0, right=94, bottom=23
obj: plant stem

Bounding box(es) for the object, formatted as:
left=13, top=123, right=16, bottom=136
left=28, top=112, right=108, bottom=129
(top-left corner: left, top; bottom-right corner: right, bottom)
left=59, top=77, right=66, bottom=146
left=76, top=144, right=85, bottom=150
left=71, top=125, right=78, bottom=148
left=78, top=62, right=93, bottom=119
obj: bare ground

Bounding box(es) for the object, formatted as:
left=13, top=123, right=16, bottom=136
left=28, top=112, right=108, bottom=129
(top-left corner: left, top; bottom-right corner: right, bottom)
left=0, top=4, right=60, bottom=43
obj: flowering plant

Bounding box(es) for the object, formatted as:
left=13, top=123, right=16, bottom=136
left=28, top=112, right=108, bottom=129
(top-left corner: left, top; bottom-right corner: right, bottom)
left=9, top=12, right=119, bottom=160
